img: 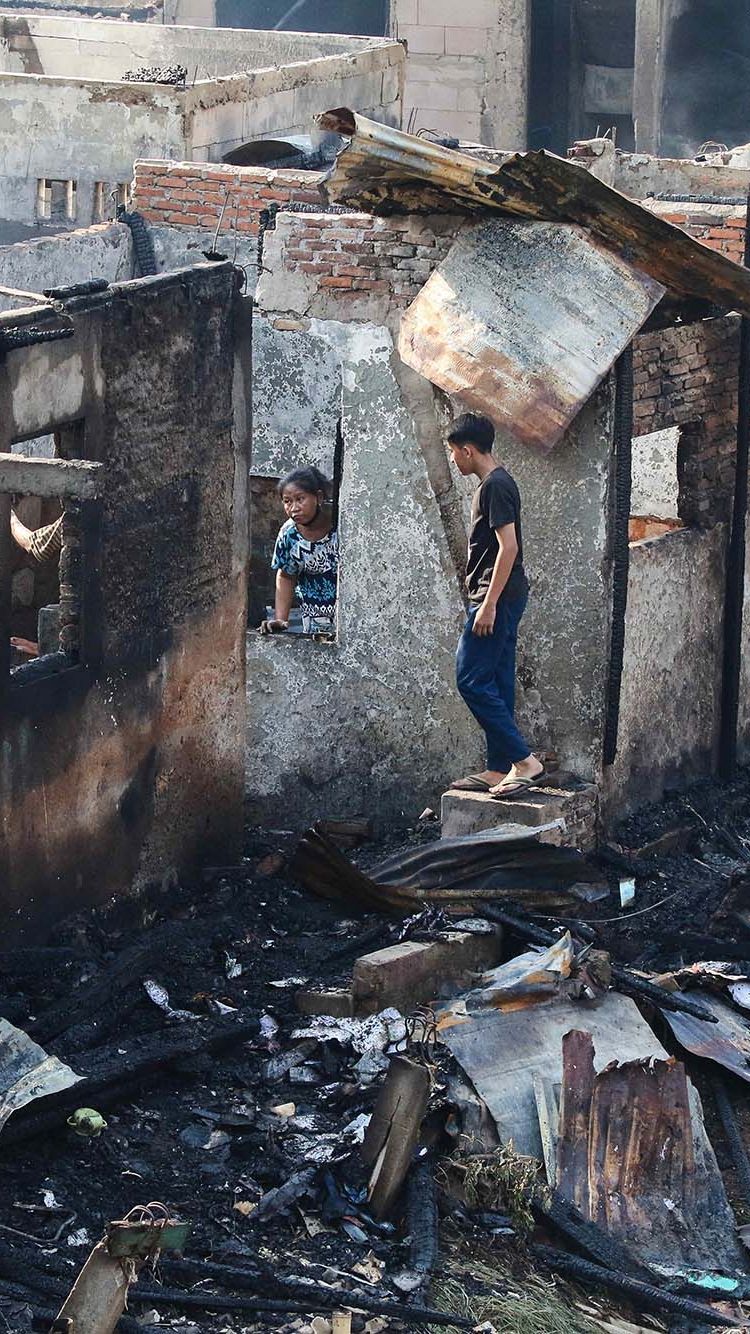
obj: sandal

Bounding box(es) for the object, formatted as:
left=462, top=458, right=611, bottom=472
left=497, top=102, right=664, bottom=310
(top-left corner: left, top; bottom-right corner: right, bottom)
left=490, top=770, right=548, bottom=800
left=449, top=774, right=495, bottom=793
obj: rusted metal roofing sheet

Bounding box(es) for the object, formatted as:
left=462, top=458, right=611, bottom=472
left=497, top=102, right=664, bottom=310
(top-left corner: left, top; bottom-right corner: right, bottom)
left=318, top=109, right=750, bottom=316
left=398, top=217, right=664, bottom=452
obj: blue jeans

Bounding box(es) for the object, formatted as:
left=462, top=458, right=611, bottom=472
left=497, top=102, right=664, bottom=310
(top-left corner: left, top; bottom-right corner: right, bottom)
left=456, top=594, right=530, bottom=772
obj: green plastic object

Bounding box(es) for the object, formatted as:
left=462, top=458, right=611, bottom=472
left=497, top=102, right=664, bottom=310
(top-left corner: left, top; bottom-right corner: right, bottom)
left=67, top=1107, right=108, bottom=1138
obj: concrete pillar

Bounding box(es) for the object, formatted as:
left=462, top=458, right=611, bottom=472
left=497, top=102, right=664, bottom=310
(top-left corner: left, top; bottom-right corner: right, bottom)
left=633, top=0, right=686, bottom=153
left=484, top=0, right=531, bottom=149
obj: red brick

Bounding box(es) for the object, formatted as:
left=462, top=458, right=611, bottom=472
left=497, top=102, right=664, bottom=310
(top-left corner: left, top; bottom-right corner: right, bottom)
left=319, top=276, right=354, bottom=288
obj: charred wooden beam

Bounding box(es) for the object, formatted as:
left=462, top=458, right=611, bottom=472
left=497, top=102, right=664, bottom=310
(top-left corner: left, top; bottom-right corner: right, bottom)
left=533, top=1246, right=742, bottom=1326
left=1, top=1013, right=259, bottom=1147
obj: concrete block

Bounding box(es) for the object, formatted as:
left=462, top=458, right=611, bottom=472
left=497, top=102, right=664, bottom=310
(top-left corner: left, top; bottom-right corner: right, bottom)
left=445, top=25, right=487, bottom=55
left=395, top=0, right=419, bottom=21
left=352, top=929, right=502, bottom=1013
left=419, top=0, right=498, bottom=25
left=296, top=987, right=354, bottom=1018
left=399, top=23, right=446, bottom=54
left=440, top=783, right=599, bottom=851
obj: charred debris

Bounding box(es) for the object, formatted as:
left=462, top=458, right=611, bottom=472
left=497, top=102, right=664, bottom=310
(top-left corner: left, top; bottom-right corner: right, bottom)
left=5, top=779, right=750, bottom=1331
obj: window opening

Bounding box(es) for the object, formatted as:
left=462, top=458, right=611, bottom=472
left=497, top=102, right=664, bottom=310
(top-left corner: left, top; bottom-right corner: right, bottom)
left=36, top=179, right=77, bottom=223
left=249, top=420, right=343, bottom=643
left=93, top=181, right=106, bottom=223
left=4, top=423, right=88, bottom=681
left=629, top=425, right=686, bottom=544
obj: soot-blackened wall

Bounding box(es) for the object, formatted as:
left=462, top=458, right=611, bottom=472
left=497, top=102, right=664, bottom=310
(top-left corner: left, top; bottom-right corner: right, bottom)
left=0, top=264, right=249, bottom=941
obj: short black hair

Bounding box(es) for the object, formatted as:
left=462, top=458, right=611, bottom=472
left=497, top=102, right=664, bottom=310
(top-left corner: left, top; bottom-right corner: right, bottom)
left=446, top=413, right=495, bottom=453
left=278, top=465, right=331, bottom=498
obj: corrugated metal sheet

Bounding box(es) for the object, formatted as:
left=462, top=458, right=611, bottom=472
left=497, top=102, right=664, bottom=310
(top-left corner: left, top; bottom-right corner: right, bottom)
left=318, top=109, right=750, bottom=317
left=398, top=217, right=664, bottom=453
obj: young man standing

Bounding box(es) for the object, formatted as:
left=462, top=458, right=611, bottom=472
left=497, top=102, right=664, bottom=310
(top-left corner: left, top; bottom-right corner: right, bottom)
left=447, top=412, right=545, bottom=798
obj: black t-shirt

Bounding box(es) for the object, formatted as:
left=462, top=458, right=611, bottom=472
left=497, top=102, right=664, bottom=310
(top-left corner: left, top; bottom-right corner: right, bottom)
left=466, top=466, right=528, bottom=605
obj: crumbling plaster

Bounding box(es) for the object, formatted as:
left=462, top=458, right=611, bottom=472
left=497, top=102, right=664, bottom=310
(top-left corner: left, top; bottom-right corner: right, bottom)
left=0, top=265, right=249, bottom=941
left=606, top=524, right=726, bottom=815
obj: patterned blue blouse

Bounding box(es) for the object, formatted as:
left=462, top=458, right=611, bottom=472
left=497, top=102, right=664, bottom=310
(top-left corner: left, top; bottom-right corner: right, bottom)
left=272, top=520, right=339, bottom=635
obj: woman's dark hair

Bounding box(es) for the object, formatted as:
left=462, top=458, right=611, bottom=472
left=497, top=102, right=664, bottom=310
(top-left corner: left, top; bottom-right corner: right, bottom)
left=446, top=412, right=495, bottom=454
left=278, top=465, right=331, bottom=498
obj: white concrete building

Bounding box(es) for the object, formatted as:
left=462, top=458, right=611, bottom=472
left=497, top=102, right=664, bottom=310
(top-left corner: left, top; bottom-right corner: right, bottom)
left=0, top=13, right=403, bottom=236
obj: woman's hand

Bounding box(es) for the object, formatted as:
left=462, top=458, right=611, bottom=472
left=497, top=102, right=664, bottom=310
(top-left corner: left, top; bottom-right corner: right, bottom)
left=259, top=619, right=289, bottom=635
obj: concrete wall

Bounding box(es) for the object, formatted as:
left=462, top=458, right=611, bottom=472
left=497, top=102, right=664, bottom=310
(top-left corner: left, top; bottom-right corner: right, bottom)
left=392, top=0, right=529, bottom=147
left=186, top=43, right=403, bottom=160
left=0, top=224, right=133, bottom=313
left=246, top=314, right=482, bottom=828
left=607, top=524, right=726, bottom=814
left=500, top=385, right=616, bottom=781
left=0, top=74, right=186, bottom=228
left=0, top=16, right=402, bottom=230
left=0, top=14, right=387, bottom=78
left=0, top=263, right=249, bottom=941
left=631, top=426, right=680, bottom=519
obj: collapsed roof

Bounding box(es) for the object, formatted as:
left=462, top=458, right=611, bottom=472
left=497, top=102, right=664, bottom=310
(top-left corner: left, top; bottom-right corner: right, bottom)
left=317, top=111, right=750, bottom=450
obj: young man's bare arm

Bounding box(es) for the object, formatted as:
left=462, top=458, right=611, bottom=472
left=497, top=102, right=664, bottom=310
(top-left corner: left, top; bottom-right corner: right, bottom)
left=472, top=523, right=518, bottom=636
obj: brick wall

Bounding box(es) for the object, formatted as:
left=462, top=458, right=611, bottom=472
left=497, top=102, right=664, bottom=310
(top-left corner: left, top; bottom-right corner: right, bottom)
left=633, top=316, right=740, bottom=527
left=262, top=210, right=461, bottom=315
left=132, top=160, right=327, bottom=235
left=644, top=200, right=747, bottom=264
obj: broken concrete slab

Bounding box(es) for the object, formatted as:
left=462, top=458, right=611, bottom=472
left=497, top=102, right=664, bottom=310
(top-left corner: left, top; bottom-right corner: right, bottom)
left=352, top=930, right=502, bottom=1015
left=296, top=988, right=355, bottom=1019
left=440, top=786, right=599, bottom=851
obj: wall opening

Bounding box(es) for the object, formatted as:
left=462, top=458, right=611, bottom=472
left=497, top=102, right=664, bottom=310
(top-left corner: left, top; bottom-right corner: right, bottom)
left=249, top=418, right=342, bottom=642
left=6, top=423, right=89, bottom=682
left=36, top=179, right=77, bottom=223
left=629, top=425, right=685, bottom=544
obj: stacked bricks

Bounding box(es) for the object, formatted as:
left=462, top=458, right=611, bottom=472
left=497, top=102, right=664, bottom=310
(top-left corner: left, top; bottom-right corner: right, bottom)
left=132, top=160, right=460, bottom=311
left=132, top=161, right=327, bottom=235
left=633, top=317, right=740, bottom=527
left=643, top=200, right=747, bottom=264
left=271, top=210, right=461, bottom=310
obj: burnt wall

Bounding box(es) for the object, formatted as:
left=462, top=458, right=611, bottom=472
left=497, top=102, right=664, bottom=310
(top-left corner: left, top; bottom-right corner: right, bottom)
left=0, top=264, right=249, bottom=941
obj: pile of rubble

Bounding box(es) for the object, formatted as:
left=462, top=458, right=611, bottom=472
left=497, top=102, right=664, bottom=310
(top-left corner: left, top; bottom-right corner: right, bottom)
left=4, top=783, right=750, bottom=1331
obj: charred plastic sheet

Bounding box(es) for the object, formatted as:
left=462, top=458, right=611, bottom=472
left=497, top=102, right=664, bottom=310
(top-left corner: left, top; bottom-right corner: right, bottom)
left=398, top=217, right=664, bottom=453
left=291, top=822, right=607, bottom=914
left=0, top=1018, right=81, bottom=1133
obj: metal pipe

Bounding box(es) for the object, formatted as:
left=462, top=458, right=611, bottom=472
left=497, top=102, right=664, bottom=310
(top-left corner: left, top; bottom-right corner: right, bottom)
left=719, top=187, right=750, bottom=778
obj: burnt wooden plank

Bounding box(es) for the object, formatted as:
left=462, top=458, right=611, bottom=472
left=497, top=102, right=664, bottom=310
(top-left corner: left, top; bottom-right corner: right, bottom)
left=556, top=1030, right=595, bottom=1212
